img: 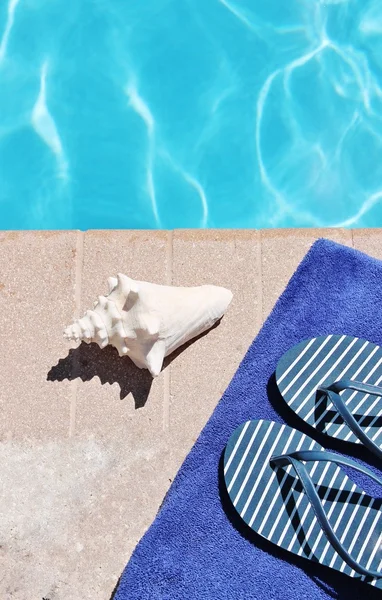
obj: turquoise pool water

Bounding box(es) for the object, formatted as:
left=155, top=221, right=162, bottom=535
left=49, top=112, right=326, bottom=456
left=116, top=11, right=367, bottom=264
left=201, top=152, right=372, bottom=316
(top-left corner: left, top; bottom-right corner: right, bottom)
left=1, top=0, right=382, bottom=229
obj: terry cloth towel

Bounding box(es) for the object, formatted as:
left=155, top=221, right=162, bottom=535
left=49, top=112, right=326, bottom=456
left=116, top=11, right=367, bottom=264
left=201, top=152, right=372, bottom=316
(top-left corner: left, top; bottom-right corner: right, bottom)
left=114, top=239, right=382, bottom=600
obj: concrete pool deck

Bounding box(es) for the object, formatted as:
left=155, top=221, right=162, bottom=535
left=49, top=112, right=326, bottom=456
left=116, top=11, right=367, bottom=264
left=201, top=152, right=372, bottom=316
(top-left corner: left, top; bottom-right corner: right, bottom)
left=0, top=227, right=381, bottom=599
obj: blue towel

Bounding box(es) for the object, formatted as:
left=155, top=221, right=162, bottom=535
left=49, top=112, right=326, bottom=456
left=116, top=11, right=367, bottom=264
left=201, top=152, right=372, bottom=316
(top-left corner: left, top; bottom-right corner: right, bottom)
left=114, top=239, right=382, bottom=600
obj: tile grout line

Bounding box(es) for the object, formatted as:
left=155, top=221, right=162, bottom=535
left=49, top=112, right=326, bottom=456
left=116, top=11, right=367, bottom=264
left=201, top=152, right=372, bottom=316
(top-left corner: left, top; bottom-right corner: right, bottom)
left=258, top=230, right=264, bottom=326
left=69, top=230, right=84, bottom=438
left=163, top=230, right=173, bottom=431
left=351, top=228, right=355, bottom=248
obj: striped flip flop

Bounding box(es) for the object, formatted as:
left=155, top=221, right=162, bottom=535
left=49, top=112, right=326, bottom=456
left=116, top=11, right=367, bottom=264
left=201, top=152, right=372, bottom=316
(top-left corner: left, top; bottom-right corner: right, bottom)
left=275, top=335, right=382, bottom=458
left=223, top=419, right=382, bottom=587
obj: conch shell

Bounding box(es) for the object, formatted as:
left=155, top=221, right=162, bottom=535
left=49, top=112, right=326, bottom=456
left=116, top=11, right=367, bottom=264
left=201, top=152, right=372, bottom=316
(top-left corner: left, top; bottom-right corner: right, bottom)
left=64, top=274, right=233, bottom=377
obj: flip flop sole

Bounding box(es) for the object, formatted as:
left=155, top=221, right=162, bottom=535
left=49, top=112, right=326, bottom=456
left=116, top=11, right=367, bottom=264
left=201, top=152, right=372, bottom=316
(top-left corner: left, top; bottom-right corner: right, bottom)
left=276, top=335, right=382, bottom=447
left=223, top=419, right=382, bottom=587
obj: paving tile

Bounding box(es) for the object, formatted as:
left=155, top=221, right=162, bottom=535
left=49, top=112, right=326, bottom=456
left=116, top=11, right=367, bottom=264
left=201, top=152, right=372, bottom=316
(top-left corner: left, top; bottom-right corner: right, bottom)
left=1, top=437, right=113, bottom=600
left=0, top=232, right=82, bottom=600
left=0, top=231, right=82, bottom=599
left=352, top=228, right=382, bottom=260
left=0, top=230, right=77, bottom=440
left=74, top=230, right=169, bottom=436
left=169, top=230, right=261, bottom=457
left=55, top=440, right=175, bottom=600
left=260, top=228, right=353, bottom=321
left=64, top=230, right=170, bottom=599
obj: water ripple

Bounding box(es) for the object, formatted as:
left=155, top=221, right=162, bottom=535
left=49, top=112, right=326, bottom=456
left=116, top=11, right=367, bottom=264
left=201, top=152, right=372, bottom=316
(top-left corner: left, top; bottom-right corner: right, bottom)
left=125, top=79, right=160, bottom=226
left=0, top=0, right=20, bottom=64
left=255, top=2, right=382, bottom=226
left=125, top=71, right=209, bottom=227
left=334, top=191, right=382, bottom=227
left=31, top=61, right=68, bottom=181
left=162, top=151, right=209, bottom=227
left=218, top=0, right=257, bottom=33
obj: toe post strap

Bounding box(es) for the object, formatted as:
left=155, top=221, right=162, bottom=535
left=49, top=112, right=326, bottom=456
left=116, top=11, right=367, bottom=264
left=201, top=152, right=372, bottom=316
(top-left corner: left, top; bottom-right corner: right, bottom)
left=270, top=450, right=382, bottom=579
left=317, top=379, right=382, bottom=460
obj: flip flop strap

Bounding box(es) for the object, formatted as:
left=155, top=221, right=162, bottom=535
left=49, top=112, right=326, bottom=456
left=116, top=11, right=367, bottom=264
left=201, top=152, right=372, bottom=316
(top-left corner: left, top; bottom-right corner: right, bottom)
left=270, top=450, right=382, bottom=578
left=318, top=379, right=382, bottom=459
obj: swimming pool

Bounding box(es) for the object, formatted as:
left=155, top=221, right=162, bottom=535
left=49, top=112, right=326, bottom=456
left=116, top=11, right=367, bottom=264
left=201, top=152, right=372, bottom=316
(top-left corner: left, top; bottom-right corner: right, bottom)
left=1, top=0, right=382, bottom=230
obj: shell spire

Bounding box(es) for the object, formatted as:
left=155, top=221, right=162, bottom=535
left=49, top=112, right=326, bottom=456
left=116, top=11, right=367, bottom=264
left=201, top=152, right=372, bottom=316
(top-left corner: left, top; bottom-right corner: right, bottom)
left=64, top=274, right=233, bottom=377
left=108, top=273, right=138, bottom=311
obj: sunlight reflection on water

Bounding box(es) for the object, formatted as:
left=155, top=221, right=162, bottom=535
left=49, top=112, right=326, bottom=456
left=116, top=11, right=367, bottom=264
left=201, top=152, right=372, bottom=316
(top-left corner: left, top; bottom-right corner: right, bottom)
left=0, top=0, right=381, bottom=229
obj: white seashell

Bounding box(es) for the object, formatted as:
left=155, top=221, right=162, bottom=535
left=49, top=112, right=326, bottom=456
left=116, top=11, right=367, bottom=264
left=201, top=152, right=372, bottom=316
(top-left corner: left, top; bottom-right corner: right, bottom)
left=64, top=274, right=233, bottom=377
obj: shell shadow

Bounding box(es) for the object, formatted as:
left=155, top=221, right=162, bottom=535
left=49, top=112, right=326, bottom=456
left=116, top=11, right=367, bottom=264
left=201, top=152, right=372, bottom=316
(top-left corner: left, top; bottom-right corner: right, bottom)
left=48, top=343, right=153, bottom=409
left=48, top=319, right=222, bottom=410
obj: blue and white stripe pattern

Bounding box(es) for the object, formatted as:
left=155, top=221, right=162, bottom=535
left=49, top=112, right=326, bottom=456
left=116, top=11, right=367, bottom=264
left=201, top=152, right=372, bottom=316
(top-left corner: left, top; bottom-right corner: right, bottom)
left=223, top=420, right=382, bottom=588
left=276, top=335, right=382, bottom=447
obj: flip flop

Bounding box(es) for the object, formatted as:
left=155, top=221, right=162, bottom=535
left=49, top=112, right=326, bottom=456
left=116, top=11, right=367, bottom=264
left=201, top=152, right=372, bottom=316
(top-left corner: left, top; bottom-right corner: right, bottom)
left=223, top=419, right=382, bottom=588
left=275, top=335, right=382, bottom=458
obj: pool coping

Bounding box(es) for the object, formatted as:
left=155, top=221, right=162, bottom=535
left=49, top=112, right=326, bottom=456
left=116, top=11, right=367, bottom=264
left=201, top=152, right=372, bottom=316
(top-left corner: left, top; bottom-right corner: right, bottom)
left=1, top=227, right=382, bottom=599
